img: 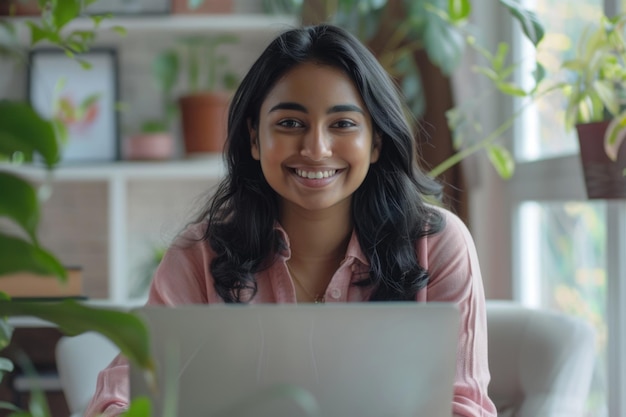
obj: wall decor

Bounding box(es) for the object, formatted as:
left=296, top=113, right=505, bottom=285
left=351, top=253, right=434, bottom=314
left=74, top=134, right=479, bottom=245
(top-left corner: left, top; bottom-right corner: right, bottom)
left=28, top=48, right=120, bottom=164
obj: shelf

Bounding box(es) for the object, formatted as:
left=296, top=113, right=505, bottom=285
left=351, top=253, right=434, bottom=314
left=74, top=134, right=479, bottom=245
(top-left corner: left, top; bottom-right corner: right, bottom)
left=8, top=13, right=298, bottom=42
left=1, top=157, right=227, bottom=181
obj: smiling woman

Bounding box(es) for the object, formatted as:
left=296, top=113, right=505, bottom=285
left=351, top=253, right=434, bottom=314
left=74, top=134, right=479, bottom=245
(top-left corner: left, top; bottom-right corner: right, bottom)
left=86, top=24, right=497, bottom=417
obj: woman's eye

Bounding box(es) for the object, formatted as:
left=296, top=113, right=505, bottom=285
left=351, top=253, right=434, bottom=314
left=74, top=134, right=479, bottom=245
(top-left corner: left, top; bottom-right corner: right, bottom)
left=332, top=120, right=357, bottom=128
left=277, top=119, right=303, bottom=128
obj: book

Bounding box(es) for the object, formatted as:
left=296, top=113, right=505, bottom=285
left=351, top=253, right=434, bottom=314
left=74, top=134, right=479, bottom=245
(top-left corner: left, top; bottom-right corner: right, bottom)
left=0, top=268, right=84, bottom=299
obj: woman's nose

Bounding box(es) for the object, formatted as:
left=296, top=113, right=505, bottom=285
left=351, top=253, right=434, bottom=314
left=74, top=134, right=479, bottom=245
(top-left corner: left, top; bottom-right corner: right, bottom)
left=300, top=125, right=332, bottom=160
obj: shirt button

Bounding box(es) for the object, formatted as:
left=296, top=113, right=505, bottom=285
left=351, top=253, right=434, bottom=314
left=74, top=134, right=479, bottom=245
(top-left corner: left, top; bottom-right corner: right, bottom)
left=330, top=288, right=342, bottom=299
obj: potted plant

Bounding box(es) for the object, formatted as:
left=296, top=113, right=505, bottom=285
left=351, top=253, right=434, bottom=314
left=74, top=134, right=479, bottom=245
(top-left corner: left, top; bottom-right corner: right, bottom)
left=155, top=34, right=239, bottom=156
left=558, top=13, right=626, bottom=199
left=124, top=50, right=179, bottom=161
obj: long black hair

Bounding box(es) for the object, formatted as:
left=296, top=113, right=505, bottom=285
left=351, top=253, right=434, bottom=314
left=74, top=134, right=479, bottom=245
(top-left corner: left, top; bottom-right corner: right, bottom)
left=197, top=24, right=444, bottom=303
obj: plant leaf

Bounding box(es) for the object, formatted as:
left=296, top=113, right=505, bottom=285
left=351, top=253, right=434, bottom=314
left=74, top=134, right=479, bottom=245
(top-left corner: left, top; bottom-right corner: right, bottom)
left=448, top=0, right=471, bottom=22
left=0, top=300, right=154, bottom=372
left=0, top=357, right=14, bottom=374
left=604, top=112, right=626, bottom=161
left=152, top=50, right=180, bottom=93
left=0, top=172, right=39, bottom=242
left=496, top=81, right=527, bottom=97
left=498, top=0, right=545, bottom=46
left=0, top=101, right=60, bottom=168
left=486, top=143, right=515, bottom=179
left=121, top=397, right=152, bottom=417
left=592, top=79, right=619, bottom=116
left=0, top=401, right=21, bottom=412
left=52, top=0, right=81, bottom=29
left=0, top=314, right=13, bottom=351
left=0, top=234, right=66, bottom=279
left=421, top=10, right=465, bottom=75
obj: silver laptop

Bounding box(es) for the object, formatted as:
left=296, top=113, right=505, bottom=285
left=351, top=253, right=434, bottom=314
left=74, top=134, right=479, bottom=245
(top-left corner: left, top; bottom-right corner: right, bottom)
left=129, top=302, right=459, bottom=417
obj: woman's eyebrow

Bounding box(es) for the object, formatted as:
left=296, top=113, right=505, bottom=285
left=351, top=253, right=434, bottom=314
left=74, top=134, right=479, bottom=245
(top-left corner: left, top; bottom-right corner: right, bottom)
left=268, top=102, right=364, bottom=115
left=269, top=102, right=307, bottom=113
left=327, top=104, right=364, bottom=115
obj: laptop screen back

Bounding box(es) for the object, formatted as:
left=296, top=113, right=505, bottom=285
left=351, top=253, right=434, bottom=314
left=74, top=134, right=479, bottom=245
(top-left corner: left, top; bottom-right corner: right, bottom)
left=129, top=302, right=459, bottom=417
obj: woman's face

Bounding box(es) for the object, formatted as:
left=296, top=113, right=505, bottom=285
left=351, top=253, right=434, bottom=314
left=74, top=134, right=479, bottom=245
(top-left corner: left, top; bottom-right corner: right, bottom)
left=250, top=62, right=380, bottom=214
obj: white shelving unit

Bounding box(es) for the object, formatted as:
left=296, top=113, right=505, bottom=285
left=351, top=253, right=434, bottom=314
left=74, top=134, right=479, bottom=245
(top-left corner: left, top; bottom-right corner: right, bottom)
left=4, top=158, right=227, bottom=303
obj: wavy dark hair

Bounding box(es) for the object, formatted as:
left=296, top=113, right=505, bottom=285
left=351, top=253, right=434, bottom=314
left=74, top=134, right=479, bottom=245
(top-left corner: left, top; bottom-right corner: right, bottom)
left=197, top=24, right=445, bottom=303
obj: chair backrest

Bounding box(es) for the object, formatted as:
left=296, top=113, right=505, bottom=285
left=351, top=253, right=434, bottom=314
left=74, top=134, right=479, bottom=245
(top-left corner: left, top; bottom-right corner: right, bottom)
left=55, top=332, right=119, bottom=417
left=486, top=301, right=596, bottom=417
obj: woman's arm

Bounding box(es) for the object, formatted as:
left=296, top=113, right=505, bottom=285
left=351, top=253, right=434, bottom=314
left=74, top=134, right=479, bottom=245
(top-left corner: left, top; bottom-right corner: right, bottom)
left=417, top=208, right=497, bottom=417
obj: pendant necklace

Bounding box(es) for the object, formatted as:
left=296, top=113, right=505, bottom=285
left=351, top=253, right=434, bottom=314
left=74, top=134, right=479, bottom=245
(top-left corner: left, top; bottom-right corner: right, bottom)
left=286, top=262, right=326, bottom=304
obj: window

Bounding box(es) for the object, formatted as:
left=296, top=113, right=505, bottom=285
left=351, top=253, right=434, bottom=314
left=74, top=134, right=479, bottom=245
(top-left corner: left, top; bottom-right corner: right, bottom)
left=510, top=1, right=626, bottom=416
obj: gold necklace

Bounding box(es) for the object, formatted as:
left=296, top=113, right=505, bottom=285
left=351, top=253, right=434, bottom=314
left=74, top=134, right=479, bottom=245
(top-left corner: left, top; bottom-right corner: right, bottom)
left=286, top=262, right=325, bottom=304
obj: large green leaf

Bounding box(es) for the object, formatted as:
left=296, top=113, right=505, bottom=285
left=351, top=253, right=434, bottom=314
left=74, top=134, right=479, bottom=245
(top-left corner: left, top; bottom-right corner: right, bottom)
left=0, top=300, right=153, bottom=371
left=499, top=0, right=545, bottom=46
left=421, top=9, right=465, bottom=75
left=0, top=234, right=66, bottom=279
left=0, top=172, right=39, bottom=242
left=0, top=101, right=60, bottom=168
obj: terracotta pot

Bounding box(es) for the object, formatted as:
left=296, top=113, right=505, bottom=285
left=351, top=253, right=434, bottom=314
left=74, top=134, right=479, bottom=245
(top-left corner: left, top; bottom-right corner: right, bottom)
left=125, top=132, right=174, bottom=161
left=179, top=92, right=231, bottom=155
left=576, top=120, right=626, bottom=199
left=170, top=0, right=233, bottom=14
left=0, top=0, right=40, bottom=15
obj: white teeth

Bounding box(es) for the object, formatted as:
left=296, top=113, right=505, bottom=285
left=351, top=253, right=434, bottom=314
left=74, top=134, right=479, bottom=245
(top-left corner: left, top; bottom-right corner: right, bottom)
left=295, top=169, right=337, bottom=179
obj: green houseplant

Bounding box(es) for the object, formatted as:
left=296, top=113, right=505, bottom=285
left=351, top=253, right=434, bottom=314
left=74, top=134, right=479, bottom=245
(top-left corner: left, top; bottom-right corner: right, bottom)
left=123, top=51, right=180, bottom=161
left=263, top=0, right=545, bottom=180
left=0, top=2, right=154, bottom=416
left=557, top=12, right=626, bottom=198
left=155, top=34, right=239, bottom=155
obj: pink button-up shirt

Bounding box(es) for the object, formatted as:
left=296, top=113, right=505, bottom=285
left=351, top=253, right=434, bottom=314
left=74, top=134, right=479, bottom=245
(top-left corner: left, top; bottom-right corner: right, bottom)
left=85, top=207, right=496, bottom=417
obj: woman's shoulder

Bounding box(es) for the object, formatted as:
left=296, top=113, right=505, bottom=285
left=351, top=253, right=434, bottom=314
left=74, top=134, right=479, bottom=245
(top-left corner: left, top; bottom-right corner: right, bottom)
left=422, top=204, right=476, bottom=254
left=426, top=204, right=469, bottom=235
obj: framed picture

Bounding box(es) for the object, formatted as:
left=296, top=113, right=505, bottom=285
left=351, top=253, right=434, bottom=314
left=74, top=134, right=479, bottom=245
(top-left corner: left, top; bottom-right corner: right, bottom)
left=28, top=48, right=120, bottom=164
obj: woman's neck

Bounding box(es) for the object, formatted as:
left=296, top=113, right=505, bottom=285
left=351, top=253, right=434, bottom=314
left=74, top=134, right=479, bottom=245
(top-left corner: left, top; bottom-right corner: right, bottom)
left=279, top=201, right=352, bottom=278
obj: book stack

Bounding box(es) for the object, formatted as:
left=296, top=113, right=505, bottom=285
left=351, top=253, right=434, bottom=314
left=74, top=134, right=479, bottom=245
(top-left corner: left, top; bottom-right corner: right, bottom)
left=0, top=267, right=85, bottom=301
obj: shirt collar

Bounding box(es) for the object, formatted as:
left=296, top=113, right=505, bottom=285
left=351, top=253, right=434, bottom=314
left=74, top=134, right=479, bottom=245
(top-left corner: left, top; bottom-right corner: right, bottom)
left=273, top=222, right=369, bottom=267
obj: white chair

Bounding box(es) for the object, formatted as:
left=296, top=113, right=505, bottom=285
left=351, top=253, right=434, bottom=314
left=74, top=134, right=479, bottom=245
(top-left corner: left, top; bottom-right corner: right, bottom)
left=55, top=332, right=119, bottom=417
left=486, top=301, right=596, bottom=417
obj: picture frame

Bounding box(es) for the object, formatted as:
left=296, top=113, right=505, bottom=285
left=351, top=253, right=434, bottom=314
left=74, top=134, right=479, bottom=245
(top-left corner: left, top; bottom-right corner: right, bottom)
left=28, top=48, right=120, bottom=164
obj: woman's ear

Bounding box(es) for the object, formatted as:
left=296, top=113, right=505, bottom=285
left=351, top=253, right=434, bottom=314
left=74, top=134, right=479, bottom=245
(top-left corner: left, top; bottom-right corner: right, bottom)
left=248, top=119, right=260, bottom=160
left=370, top=132, right=382, bottom=163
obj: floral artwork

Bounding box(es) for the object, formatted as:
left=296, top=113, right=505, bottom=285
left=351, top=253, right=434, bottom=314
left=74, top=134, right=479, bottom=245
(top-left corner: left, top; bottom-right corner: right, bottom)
left=55, top=92, right=102, bottom=136
left=28, top=48, right=119, bottom=163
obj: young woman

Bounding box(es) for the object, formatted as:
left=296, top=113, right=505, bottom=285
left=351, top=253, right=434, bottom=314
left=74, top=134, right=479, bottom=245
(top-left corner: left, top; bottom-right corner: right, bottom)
left=86, top=24, right=496, bottom=417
